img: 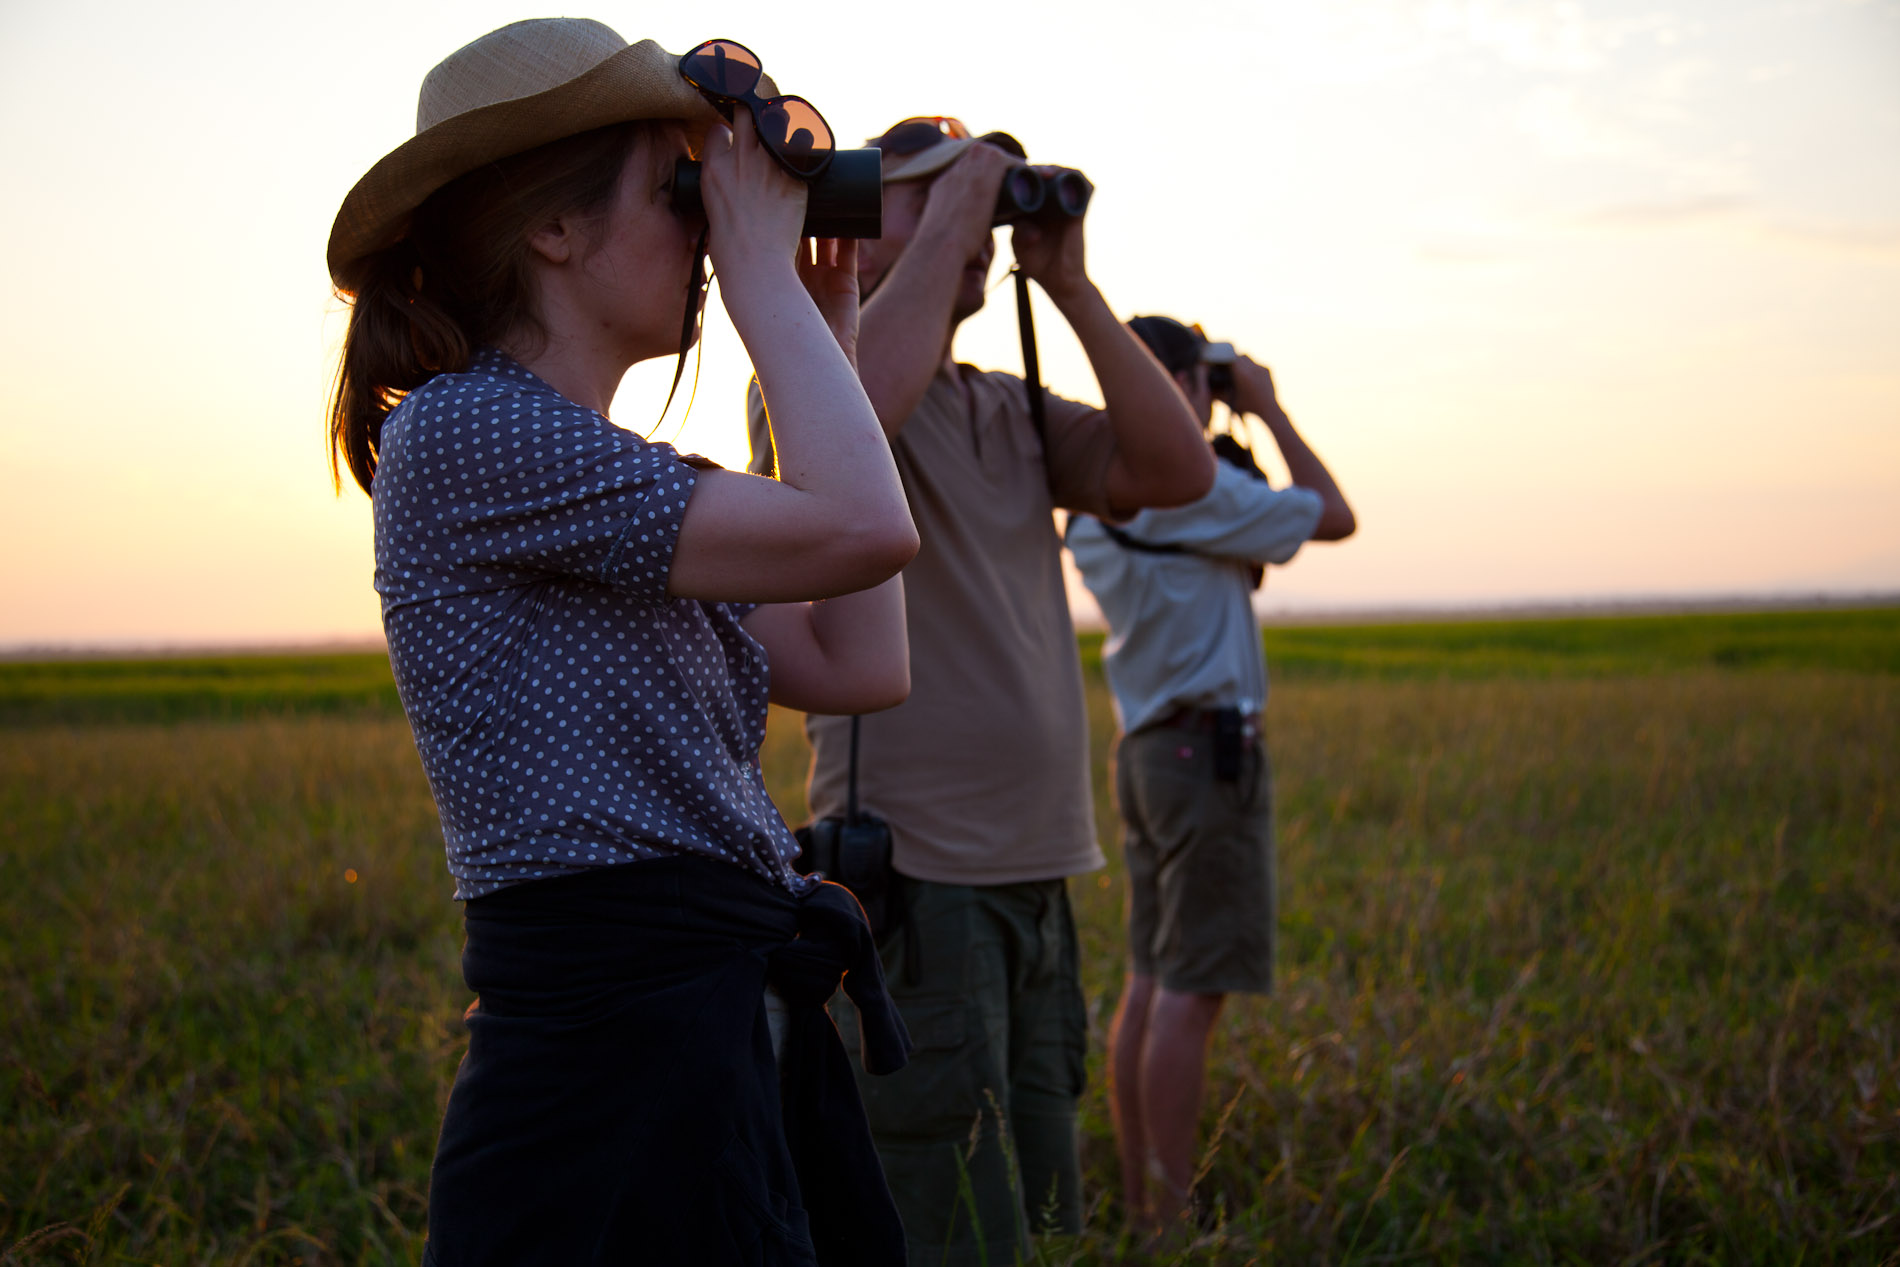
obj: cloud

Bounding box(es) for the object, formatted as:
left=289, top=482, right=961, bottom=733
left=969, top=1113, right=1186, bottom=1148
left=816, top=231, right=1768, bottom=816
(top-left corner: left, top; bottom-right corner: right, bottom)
left=1415, top=239, right=1515, bottom=262
left=1567, top=197, right=1900, bottom=260
left=1578, top=194, right=1753, bottom=227
left=1762, top=218, right=1900, bottom=259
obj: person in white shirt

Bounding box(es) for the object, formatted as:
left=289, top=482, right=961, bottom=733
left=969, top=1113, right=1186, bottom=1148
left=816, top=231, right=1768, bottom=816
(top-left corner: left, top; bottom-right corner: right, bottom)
left=1067, top=314, right=1356, bottom=1241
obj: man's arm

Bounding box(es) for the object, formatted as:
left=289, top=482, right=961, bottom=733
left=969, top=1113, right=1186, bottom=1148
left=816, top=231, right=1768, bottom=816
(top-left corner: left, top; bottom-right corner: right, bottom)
left=1011, top=207, right=1214, bottom=515
left=856, top=147, right=1017, bottom=436
left=1231, top=356, right=1355, bottom=541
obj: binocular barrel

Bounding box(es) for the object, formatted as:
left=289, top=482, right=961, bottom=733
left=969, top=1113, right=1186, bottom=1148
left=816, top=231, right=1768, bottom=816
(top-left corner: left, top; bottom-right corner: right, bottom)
left=992, top=166, right=1093, bottom=226
left=670, top=148, right=884, bottom=239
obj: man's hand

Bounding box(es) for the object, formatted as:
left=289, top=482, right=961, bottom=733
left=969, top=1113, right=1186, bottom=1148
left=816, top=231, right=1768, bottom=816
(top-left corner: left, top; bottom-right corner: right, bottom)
left=1235, top=355, right=1357, bottom=542
left=1010, top=168, right=1091, bottom=306
left=798, top=237, right=861, bottom=370
left=1229, top=355, right=1284, bottom=419
left=915, top=143, right=1016, bottom=262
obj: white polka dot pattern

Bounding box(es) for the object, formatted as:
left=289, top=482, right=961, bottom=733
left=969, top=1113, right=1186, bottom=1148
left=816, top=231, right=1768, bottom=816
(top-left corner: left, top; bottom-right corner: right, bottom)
left=372, top=348, right=805, bottom=900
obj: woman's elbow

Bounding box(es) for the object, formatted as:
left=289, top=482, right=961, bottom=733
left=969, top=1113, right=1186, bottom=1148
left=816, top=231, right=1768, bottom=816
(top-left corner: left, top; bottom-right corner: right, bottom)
left=832, top=517, right=919, bottom=591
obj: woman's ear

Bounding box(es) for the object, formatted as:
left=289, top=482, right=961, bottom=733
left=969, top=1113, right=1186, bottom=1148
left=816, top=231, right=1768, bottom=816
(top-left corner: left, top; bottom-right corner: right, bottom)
left=527, top=218, right=575, bottom=265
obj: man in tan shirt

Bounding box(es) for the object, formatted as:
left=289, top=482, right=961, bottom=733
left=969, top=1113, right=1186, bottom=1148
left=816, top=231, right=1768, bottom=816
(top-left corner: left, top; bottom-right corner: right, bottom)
left=749, top=117, right=1212, bottom=1265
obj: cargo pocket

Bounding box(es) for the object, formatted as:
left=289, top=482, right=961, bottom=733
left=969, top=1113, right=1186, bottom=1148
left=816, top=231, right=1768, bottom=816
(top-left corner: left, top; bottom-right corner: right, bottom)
left=849, top=997, right=1001, bottom=1143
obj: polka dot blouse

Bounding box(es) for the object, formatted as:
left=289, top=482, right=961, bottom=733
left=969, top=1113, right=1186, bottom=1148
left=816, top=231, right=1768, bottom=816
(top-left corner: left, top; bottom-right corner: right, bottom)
left=372, top=348, right=805, bottom=900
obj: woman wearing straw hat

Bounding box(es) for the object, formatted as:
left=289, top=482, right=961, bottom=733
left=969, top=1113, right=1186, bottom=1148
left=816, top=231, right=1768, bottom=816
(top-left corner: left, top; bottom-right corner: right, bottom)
left=327, top=18, right=919, bottom=1266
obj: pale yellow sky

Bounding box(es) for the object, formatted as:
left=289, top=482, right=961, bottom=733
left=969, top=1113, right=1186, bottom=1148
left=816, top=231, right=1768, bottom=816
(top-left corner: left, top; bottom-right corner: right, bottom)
left=1, top=0, right=1895, bottom=645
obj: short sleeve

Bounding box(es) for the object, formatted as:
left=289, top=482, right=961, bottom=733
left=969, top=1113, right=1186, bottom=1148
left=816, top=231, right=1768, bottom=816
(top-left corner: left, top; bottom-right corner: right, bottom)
left=468, top=413, right=695, bottom=601
left=1036, top=390, right=1118, bottom=517
left=384, top=367, right=699, bottom=606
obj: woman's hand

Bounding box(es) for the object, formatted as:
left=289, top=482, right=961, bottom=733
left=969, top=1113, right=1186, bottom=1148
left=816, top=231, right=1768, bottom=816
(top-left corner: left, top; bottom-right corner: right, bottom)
left=698, top=111, right=808, bottom=289
left=798, top=238, right=860, bottom=369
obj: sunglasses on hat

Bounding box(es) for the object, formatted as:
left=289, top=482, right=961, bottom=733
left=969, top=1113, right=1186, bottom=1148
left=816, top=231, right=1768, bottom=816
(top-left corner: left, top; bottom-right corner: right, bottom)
left=871, top=116, right=1029, bottom=161
left=678, top=39, right=835, bottom=178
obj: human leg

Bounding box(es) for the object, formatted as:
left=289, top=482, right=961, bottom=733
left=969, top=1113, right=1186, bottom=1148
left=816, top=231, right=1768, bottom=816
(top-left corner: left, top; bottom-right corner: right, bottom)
left=1115, top=724, right=1278, bottom=1227
left=1107, top=971, right=1156, bottom=1226
left=1111, top=732, right=1167, bottom=1231
left=1140, top=987, right=1226, bottom=1227
left=1006, top=880, right=1088, bottom=1236
left=830, top=877, right=1026, bottom=1267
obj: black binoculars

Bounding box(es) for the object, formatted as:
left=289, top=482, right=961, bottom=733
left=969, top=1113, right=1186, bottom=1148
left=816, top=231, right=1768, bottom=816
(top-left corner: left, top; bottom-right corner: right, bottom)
left=670, top=148, right=885, bottom=239
left=668, top=151, right=1090, bottom=239
left=992, top=166, right=1093, bottom=226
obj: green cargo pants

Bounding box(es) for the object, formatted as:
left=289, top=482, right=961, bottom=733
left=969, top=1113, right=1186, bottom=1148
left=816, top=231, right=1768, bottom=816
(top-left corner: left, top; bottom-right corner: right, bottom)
left=830, top=875, right=1088, bottom=1267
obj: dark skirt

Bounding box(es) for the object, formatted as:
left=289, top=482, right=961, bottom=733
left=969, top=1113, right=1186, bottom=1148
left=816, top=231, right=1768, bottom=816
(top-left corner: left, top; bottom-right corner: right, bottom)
left=423, top=856, right=911, bottom=1267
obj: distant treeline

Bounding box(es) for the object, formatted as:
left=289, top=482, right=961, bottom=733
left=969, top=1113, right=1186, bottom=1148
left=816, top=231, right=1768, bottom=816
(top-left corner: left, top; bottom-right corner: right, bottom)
left=4, top=607, right=1896, bottom=726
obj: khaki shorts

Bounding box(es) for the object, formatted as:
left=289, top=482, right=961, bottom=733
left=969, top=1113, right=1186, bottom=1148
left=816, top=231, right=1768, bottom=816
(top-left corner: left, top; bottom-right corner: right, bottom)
left=1114, top=719, right=1276, bottom=996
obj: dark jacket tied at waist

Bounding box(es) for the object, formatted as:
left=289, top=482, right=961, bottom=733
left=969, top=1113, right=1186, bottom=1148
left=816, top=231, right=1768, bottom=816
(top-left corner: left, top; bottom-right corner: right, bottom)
left=424, top=856, right=913, bottom=1267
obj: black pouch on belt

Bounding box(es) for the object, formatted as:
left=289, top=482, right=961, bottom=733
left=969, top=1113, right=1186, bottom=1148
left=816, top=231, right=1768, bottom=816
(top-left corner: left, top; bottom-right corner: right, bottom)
left=1213, top=707, right=1246, bottom=782
left=796, top=815, right=898, bottom=938
left=793, top=716, right=903, bottom=940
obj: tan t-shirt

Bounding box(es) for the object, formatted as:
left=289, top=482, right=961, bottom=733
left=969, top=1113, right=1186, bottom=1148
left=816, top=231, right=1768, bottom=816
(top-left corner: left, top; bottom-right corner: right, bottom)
left=748, top=367, right=1116, bottom=885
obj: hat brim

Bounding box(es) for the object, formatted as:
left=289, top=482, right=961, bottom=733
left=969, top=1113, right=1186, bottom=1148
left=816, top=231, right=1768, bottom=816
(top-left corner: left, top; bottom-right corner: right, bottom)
left=879, top=136, right=980, bottom=185
left=328, top=39, right=766, bottom=288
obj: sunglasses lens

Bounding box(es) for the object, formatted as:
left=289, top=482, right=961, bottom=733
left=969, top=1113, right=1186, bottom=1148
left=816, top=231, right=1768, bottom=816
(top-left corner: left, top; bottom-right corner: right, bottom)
left=682, top=40, right=761, bottom=97
left=758, top=97, right=834, bottom=174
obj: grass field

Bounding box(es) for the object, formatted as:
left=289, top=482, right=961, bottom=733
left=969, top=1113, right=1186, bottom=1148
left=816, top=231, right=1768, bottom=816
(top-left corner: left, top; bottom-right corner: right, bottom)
left=3, top=609, right=1897, bottom=1264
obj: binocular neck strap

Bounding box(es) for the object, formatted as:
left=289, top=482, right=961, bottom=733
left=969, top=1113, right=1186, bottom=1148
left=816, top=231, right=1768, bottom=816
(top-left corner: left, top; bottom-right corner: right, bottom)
left=1013, top=267, right=1048, bottom=452
left=658, top=227, right=712, bottom=426
left=847, top=714, right=861, bottom=821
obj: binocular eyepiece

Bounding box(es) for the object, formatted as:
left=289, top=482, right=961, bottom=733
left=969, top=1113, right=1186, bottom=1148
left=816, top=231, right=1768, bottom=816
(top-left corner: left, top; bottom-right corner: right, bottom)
left=670, top=148, right=885, bottom=239
left=1201, top=342, right=1238, bottom=400
left=993, top=166, right=1093, bottom=226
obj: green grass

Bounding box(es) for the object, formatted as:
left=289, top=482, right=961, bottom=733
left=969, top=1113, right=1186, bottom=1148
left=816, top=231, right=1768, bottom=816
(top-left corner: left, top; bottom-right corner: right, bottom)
left=0, top=655, right=401, bottom=726
left=1083, top=606, right=1900, bottom=682
left=6, top=607, right=1892, bottom=730
left=4, top=610, right=1898, bottom=1264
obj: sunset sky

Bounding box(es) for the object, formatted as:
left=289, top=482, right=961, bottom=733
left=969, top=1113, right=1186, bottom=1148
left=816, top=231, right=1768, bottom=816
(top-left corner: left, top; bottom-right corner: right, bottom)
left=1, top=0, right=1895, bottom=646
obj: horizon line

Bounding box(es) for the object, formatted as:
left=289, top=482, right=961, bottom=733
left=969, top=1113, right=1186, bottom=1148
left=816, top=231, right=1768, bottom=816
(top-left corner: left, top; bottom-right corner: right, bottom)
left=4, top=590, right=1896, bottom=663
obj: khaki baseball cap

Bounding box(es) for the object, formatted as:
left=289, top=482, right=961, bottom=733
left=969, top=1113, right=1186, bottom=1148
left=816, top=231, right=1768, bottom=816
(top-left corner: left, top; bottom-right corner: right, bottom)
left=868, top=117, right=1027, bottom=184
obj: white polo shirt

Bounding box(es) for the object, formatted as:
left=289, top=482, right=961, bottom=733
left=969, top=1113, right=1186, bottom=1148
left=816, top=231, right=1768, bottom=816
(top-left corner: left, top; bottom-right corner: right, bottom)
left=1068, top=461, right=1324, bottom=734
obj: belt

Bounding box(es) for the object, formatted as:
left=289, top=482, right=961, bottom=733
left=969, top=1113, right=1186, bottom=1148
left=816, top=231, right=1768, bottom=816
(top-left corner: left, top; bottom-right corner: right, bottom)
left=1149, top=705, right=1262, bottom=739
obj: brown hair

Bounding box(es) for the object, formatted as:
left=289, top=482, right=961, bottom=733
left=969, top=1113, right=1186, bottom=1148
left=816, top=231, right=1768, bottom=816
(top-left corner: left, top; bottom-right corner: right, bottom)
left=328, top=121, right=652, bottom=495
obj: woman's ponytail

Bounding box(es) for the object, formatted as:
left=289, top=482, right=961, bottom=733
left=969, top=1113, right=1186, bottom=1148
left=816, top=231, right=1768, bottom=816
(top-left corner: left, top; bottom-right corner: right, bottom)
left=329, top=241, right=471, bottom=495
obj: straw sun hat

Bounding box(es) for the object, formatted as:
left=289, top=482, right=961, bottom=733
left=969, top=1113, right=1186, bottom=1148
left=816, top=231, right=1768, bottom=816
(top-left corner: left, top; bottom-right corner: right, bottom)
left=327, top=18, right=771, bottom=289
